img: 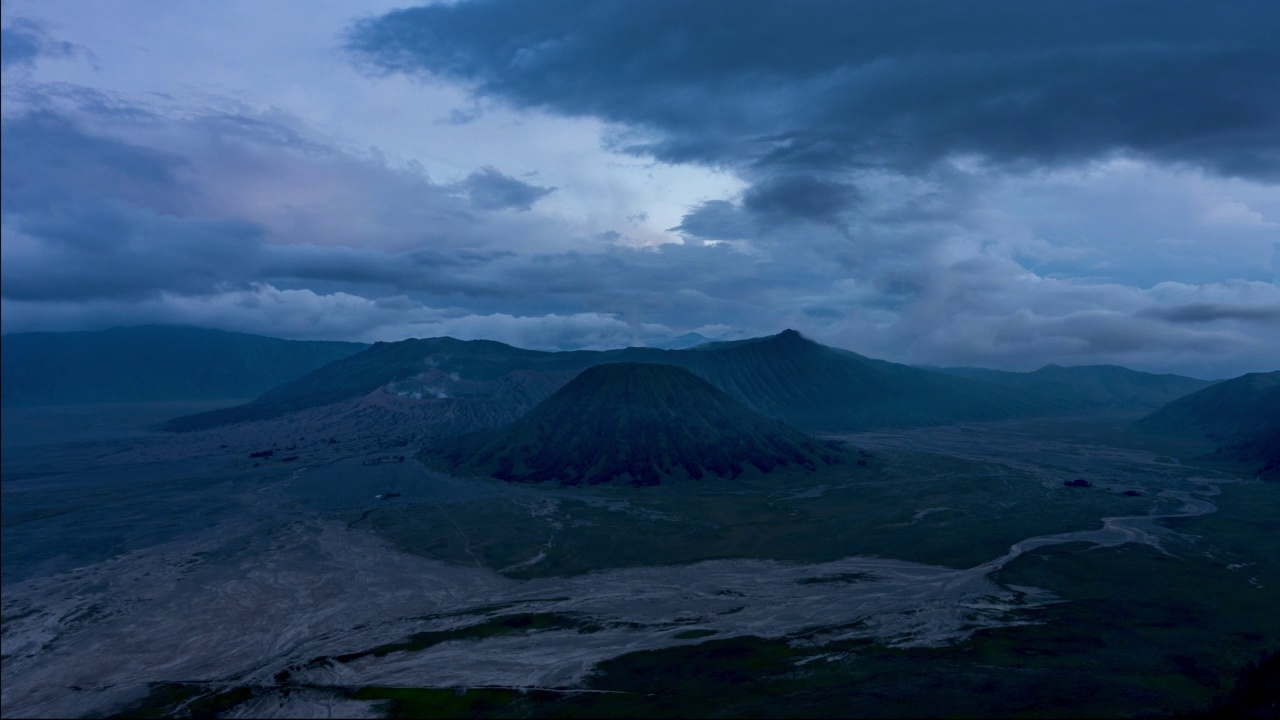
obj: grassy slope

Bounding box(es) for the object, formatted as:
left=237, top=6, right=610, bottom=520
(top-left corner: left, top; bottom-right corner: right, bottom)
left=1139, top=371, right=1279, bottom=436
left=1139, top=371, right=1280, bottom=477
left=939, top=363, right=1215, bottom=412
left=423, top=363, right=837, bottom=486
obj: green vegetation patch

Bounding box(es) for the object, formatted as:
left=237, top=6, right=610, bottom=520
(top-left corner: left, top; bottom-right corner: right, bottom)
left=344, top=479, right=1279, bottom=717
left=372, top=442, right=1184, bottom=578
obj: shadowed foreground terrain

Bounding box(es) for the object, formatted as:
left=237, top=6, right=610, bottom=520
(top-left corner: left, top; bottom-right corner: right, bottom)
left=2, top=400, right=1276, bottom=718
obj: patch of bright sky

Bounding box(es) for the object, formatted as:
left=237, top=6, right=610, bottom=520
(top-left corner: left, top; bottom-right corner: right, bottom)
left=1, top=0, right=743, bottom=248
left=986, top=157, right=1279, bottom=287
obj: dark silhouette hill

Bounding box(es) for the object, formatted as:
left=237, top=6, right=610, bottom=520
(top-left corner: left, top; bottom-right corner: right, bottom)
left=162, top=329, right=1217, bottom=435
left=423, top=363, right=838, bottom=486
left=1138, top=371, right=1280, bottom=478
left=1, top=326, right=365, bottom=406
left=939, top=363, right=1213, bottom=412
left=613, top=330, right=1045, bottom=429
left=165, top=330, right=1043, bottom=433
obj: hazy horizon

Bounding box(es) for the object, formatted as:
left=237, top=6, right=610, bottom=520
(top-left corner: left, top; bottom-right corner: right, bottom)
left=1, top=321, right=1261, bottom=380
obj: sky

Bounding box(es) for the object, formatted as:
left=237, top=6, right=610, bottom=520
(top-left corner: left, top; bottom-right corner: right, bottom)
left=2, top=1, right=1278, bottom=377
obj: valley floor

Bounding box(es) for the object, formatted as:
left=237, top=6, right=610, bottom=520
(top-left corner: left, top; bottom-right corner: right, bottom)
left=1, top=405, right=1275, bottom=718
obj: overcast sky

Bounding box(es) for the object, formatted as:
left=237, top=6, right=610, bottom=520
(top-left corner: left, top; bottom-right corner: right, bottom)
left=2, top=1, right=1278, bottom=377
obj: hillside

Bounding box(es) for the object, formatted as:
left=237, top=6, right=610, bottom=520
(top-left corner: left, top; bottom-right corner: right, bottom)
left=1138, top=371, right=1278, bottom=436
left=162, top=337, right=600, bottom=431
left=938, top=363, right=1213, bottom=413
left=165, top=330, right=1044, bottom=433
left=1138, top=371, right=1280, bottom=478
left=613, top=330, right=1045, bottom=430
left=423, top=363, right=838, bottom=486
left=0, top=326, right=365, bottom=406
left=164, top=329, right=1217, bottom=435
left=160, top=330, right=1162, bottom=430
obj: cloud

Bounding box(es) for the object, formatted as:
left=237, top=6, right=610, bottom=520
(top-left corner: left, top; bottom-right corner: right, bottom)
left=1, top=18, right=84, bottom=70
left=672, top=174, right=864, bottom=239
left=671, top=200, right=755, bottom=241
left=419, top=311, right=671, bottom=350
left=0, top=110, right=264, bottom=301
left=1138, top=302, right=1280, bottom=325
left=0, top=283, right=675, bottom=350
left=348, top=1, right=1280, bottom=182
left=458, top=165, right=555, bottom=211
left=3, top=11, right=1277, bottom=379
left=0, top=209, right=264, bottom=301
left=741, top=174, right=861, bottom=225
left=1, top=110, right=190, bottom=216
left=987, top=159, right=1280, bottom=287
left=0, top=94, right=582, bottom=302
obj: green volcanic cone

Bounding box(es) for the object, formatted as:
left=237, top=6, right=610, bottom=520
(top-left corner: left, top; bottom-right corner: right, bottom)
left=424, top=362, right=840, bottom=486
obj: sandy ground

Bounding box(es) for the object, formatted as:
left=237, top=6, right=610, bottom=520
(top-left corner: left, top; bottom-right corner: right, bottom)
left=0, top=407, right=1233, bottom=718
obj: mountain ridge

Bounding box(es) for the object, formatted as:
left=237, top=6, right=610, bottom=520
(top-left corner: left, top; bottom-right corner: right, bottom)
left=937, top=363, right=1216, bottom=412
left=162, top=328, right=1218, bottom=434
left=1138, top=371, right=1280, bottom=479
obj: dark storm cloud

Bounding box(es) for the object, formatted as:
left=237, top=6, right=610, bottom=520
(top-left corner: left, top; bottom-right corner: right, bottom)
left=1, top=111, right=189, bottom=215
left=0, top=111, right=256, bottom=300
left=3, top=204, right=264, bottom=301
left=0, top=95, right=787, bottom=325
left=742, top=174, right=861, bottom=224
left=802, top=306, right=843, bottom=319
left=349, top=0, right=1280, bottom=183
left=458, top=165, right=555, bottom=211
left=671, top=200, right=755, bottom=240
left=1138, top=302, right=1280, bottom=324
left=1, top=18, right=81, bottom=70
left=0, top=105, right=515, bottom=303
left=261, top=245, right=524, bottom=298
left=0, top=98, right=583, bottom=304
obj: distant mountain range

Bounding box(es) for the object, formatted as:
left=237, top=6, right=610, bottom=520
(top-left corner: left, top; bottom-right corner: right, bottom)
left=938, top=364, right=1214, bottom=412
left=1, top=326, right=366, bottom=406
left=1138, top=371, right=1280, bottom=479
left=161, top=328, right=1220, bottom=435
left=423, top=363, right=838, bottom=486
